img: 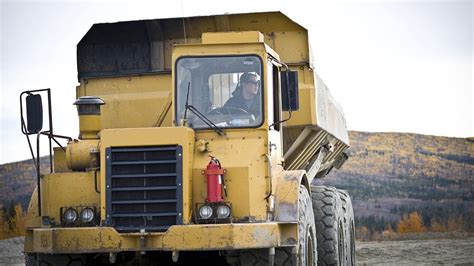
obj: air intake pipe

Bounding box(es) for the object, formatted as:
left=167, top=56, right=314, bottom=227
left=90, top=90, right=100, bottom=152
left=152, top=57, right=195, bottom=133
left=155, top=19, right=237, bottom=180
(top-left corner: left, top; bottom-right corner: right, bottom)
left=73, top=96, right=105, bottom=139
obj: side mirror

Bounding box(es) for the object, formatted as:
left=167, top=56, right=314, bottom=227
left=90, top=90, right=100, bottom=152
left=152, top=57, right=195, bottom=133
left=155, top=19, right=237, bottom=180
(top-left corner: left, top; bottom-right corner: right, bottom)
left=25, top=94, right=43, bottom=134
left=281, top=71, right=299, bottom=111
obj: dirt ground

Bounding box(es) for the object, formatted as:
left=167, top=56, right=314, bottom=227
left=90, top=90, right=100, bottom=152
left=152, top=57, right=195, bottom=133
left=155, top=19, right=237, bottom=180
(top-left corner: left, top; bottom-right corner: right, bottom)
left=0, top=237, right=24, bottom=266
left=356, top=237, right=474, bottom=265
left=1, top=236, right=473, bottom=265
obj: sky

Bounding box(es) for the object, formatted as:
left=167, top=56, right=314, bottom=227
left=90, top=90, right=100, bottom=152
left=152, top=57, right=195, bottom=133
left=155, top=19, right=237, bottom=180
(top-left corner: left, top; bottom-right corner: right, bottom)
left=0, top=0, right=472, bottom=164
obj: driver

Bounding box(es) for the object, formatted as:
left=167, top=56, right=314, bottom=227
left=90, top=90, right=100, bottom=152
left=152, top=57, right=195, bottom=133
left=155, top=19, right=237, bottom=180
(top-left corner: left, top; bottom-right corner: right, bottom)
left=223, top=72, right=261, bottom=117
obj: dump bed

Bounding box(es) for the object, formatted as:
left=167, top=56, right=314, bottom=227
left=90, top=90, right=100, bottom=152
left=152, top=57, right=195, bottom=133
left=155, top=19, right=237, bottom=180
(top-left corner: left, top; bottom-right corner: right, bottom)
left=77, top=11, right=349, bottom=178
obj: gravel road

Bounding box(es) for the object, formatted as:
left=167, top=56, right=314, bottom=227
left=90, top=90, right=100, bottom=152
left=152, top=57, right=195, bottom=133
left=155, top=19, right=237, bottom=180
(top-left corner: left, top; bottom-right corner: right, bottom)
left=1, top=237, right=473, bottom=265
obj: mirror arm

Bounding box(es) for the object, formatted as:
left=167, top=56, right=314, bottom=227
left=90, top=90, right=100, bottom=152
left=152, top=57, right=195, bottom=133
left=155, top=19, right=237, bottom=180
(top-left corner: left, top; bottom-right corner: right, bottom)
left=36, top=133, right=42, bottom=216
left=19, top=88, right=73, bottom=217
left=45, top=132, right=72, bottom=151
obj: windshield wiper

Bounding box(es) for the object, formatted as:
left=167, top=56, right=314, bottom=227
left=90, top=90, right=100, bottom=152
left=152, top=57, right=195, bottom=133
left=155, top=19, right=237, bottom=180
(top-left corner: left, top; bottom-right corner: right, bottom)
left=182, top=82, right=225, bottom=136
left=187, top=105, right=225, bottom=136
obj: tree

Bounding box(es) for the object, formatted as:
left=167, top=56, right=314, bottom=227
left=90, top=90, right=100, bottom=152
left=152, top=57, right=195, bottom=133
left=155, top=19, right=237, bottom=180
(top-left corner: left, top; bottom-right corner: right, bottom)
left=447, top=215, right=463, bottom=231
left=430, top=218, right=446, bottom=232
left=11, top=204, right=26, bottom=236
left=386, top=223, right=395, bottom=233
left=0, top=209, right=7, bottom=240
left=0, top=203, right=26, bottom=239
left=397, top=211, right=427, bottom=233
left=381, top=223, right=396, bottom=239
left=356, top=226, right=370, bottom=241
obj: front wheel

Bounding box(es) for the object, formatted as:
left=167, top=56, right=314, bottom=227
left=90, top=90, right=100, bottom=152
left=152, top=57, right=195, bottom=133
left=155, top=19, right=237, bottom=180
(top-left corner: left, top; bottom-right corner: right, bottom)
left=25, top=253, right=88, bottom=266
left=238, top=185, right=317, bottom=265
left=296, top=184, right=317, bottom=266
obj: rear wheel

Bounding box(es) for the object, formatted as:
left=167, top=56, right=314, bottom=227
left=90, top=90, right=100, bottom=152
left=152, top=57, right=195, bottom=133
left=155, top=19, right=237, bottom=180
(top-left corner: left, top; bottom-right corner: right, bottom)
left=238, top=185, right=317, bottom=265
left=311, top=186, right=345, bottom=265
left=337, top=189, right=356, bottom=266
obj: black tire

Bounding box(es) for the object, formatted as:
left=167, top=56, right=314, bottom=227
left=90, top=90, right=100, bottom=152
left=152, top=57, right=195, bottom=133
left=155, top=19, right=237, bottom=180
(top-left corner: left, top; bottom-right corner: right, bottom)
left=25, top=253, right=37, bottom=266
left=311, top=186, right=345, bottom=266
left=337, top=189, right=356, bottom=266
left=26, top=253, right=88, bottom=266
left=239, top=185, right=317, bottom=266
left=238, top=248, right=295, bottom=266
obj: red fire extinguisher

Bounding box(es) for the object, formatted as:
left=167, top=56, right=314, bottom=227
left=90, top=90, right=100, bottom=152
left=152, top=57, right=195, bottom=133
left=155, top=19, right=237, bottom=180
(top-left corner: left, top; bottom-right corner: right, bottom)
left=203, top=156, right=227, bottom=203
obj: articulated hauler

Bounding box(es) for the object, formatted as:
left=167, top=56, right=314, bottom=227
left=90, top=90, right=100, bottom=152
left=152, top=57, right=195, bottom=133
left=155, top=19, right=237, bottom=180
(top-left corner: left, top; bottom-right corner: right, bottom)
left=20, top=12, right=355, bottom=265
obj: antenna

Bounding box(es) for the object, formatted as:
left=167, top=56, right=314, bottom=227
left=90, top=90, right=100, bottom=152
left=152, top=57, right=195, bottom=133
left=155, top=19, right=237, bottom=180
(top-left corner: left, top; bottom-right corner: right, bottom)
left=180, top=0, right=187, bottom=43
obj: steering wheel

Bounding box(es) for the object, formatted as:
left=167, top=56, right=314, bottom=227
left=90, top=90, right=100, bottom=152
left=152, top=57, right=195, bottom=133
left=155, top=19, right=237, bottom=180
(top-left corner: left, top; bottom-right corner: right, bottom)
left=207, top=107, right=250, bottom=116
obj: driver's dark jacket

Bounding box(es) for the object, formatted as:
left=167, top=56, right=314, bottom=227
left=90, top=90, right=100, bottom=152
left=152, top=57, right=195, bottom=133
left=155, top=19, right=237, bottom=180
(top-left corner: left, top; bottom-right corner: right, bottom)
left=223, top=88, right=261, bottom=117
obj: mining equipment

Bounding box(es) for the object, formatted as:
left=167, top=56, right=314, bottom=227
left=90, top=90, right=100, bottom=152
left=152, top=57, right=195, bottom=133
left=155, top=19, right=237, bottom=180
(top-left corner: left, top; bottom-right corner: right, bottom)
left=20, top=12, right=354, bottom=265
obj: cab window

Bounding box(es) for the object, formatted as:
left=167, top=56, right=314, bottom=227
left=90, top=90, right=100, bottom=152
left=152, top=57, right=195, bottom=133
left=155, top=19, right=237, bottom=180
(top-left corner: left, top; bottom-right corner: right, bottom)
left=175, top=56, right=263, bottom=129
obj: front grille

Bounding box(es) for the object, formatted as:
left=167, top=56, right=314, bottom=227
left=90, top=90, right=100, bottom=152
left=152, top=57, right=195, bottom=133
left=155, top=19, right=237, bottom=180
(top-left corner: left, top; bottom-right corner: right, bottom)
left=105, top=145, right=183, bottom=232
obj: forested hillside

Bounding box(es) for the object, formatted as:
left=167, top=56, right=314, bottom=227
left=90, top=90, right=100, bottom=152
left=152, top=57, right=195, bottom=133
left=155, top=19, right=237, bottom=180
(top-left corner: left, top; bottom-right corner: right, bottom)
left=1, top=131, right=473, bottom=239
left=0, top=157, right=50, bottom=209
left=321, top=132, right=472, bottom=198
left=314, top=131, right=474, bottom=238
left=0, top=158, right=49, bottom=239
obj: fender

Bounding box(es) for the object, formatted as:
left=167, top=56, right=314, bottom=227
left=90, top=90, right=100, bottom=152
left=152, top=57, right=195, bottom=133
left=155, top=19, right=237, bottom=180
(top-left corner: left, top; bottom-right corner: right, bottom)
left=24, top=187, right=41, bottom=253
left=273, top=170, right=310, bottom=222
left=25, top=187, right=41, bottom=228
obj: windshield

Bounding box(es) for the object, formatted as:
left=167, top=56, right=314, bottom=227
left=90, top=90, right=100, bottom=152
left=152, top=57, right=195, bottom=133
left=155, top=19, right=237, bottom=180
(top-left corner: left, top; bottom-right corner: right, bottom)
left=176, top=56, right=263, bottom=129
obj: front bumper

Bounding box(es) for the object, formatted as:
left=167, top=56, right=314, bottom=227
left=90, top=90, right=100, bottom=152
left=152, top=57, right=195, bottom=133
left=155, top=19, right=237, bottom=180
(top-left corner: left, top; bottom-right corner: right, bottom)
left=25, top=222, right=297, bottom=254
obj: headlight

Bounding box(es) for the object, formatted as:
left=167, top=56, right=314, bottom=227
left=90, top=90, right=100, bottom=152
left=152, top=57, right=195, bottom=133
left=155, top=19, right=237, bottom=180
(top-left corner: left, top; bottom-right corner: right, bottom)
left=80, top=207, right=95, bottom=223
left=64, top=208, right=78, bottom=223
left=199, top=205, right=213, bottom=219
left=217, top=204, right=231, bottom=219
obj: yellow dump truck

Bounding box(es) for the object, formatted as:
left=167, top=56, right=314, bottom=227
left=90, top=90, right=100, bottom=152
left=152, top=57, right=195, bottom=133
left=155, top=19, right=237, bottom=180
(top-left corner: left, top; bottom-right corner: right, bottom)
left=19, top=12, right=354, bottom=265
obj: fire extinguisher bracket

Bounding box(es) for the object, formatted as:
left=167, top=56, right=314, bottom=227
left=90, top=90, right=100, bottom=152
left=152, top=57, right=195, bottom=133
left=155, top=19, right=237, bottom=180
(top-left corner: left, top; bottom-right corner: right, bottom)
left=203, top=168, right=226, bottom=175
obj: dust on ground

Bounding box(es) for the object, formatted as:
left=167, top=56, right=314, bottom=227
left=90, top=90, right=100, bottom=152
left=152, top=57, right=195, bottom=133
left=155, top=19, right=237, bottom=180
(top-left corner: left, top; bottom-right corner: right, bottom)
left=356, top=237, right=474, bottom=265
left=0, top=237, right=24, bottom=266
left=1, top=236, right=473, bottom=265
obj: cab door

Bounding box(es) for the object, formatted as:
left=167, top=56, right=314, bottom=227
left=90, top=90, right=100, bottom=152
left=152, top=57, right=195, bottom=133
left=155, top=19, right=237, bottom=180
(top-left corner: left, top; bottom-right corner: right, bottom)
left=266, top=60, right=284, bottom=178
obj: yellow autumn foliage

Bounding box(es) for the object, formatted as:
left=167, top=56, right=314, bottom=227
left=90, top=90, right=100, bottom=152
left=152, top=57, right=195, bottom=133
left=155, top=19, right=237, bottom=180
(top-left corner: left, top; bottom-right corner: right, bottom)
left=430, top=218, right=446, bottom=232
left=0, top=203, right=26, bottom=240
left=397, top=211, right=427, bottom=233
